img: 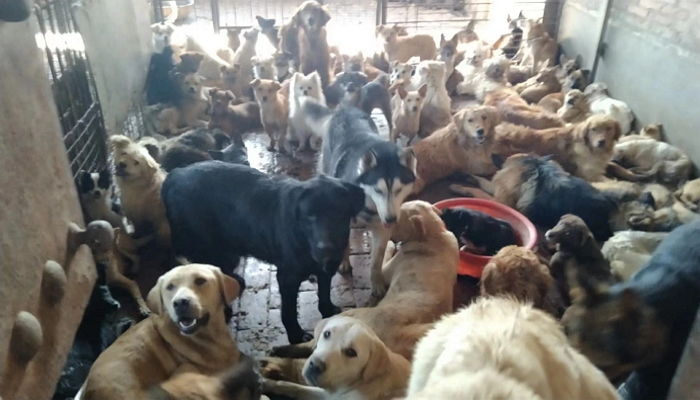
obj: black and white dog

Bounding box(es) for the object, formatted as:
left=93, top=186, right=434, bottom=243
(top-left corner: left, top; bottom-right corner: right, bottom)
left=76, top=169, right=124, bottom=230
left=162, top=161, right=365, bottom=343
left=319, top=107, right=416, bottom=299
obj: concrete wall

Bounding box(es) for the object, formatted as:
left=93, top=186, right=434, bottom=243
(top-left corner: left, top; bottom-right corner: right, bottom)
left=558, top=0, right=700, bottom=165
left=73, top=0, right=152, bottom=135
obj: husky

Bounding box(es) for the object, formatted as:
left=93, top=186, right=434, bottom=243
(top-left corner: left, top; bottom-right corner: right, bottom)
left=319, top=107, right=417, bottom=300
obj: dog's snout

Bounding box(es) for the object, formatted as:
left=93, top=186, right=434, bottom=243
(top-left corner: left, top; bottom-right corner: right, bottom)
left=173, top=297, right=191, bottom=313
left=302, top=89, right=308, bottom=96
left=117, top=162, right=127, bottom=170
left=412, top=106, right=418, bottom=112
left=567, top=99, right=576, bottom=105
left=384, top=215, right=397, bottom=225
left=544, top=230, right=553, bottom=242
left=262, top=96, right=268, bottom=102
left=476, top=128, right=485, bottom=137
left=596, top=139, right=606, bottom=148
left=307, top=358, right=325, bottom=375
left=308, top=17, right=315, bottom=26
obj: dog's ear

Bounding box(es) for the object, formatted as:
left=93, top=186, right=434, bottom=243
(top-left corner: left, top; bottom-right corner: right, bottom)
left=484, top=105, right=501, bottom=129
left=398, top=85, right=408, bottom=100
left=518, top=10, right=525, bottom=18
left=360, top=150, right=377, bottom=173
left=77, top=170, right=93, bottom=191
left=225, top=90, right=236, bottom=101
left=452, top=109, right=467, bottom=132
left=319, top=5, right=331, bottom=26
left=612, top=119, right=622, bottom=141
left=399, top=147, right=417, bottom=174
left=506, top=14, right=512, bottom=23
left=409, top=214, right=426, bottom=240
left=250, top=78, right=261, bottom=88
left=309, top=71, right=322, bottom=87
left=147, top=276, right=164, bottom=315
left=639, top=191, right=656, bottom=210
left=559, top=53, right=569, bottom=66
left=440, top=33, right=446, bottom=47
left=97, top=169, right=112, bottom=188
left=361, top=335, right=391, bottom=382
left=214, top=267, right=241, bottom=304
left=417, top=83, right=428, bottom=98
left=109, top=134, right=132, bottom=150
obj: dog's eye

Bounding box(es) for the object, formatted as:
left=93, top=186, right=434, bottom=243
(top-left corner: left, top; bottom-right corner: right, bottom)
left=343, top=348, right=357, bottom=358
left=195, top=277, right=206, bottom=286
left=482, top=115, right=487, bottom=120
left=166, top=283, right=175, bottom=291
left=468, top=118, right=474, bottom=123
left=134, top=161, right=140, bottom=166
left=323, top=330, right=331, bottom=339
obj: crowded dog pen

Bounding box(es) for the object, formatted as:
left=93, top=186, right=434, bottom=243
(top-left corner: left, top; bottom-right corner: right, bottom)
left=2, top=0, right=700, bottom=399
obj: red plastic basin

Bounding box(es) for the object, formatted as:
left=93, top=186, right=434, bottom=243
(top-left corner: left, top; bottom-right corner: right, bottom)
left=434, top=198, right=538, bottom=278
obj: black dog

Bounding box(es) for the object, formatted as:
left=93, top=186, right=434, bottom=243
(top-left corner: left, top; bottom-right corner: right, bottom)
left=145, top=45, right=179, bottom=105
left=162, top=161, right=365, bottom=343
left=324, top=71, right=369, bottom=108
left=341, top=74, right=393, bottom=133
left=441, top=208, right=516, bottom=256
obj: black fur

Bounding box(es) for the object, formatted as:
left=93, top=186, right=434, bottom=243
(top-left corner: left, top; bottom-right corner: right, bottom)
left=519, top=155, right=615, bottom=241
left=615, top=220, right=700, bottom=400
left=209, top=143, right=250, bottom=166
left=341, top=74, right=393, bottom=133
left=324, top=71, right=368, bottom=108
left=159, top=128, right=231, bottom=172
left=441, top=208, right=517, bottom=256
left=162, top=161, right=365, bottom=343
left=145, top=45, right=179, bottom=105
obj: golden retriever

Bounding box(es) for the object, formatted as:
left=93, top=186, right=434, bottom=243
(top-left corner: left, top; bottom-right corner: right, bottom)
left=413, top=105, right=500, bottom=194
left=109, top=135, right=171, bottom=247
left=485, top=88, right=564, bottom=129
left=406, top=297, right=618, bottom=400
left=263, top=316, right=410, bottom=400
left=78, top=264, right=242, bottom=400
left=494, top=114, right=621, bottom=181
left=294, top=1, right=332, bottom=87
left=376, top=24, right=436, bottom=62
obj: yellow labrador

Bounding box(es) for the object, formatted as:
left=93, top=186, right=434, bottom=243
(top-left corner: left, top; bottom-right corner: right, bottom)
left=78, top=264, right=242, bottom=400
left=263, top=316, right=410, bottom=400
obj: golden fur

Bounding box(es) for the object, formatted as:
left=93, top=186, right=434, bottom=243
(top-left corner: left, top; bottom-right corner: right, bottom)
left=154, top=73, right=208, bottom=136
left=518, top=67, right=561, bottom=104
left=413, top=105, right=501, bottom=194
left=208, top=88, right=262, bottom=144
left=250, top=79, right=289, bottom=152
left=407, top=297, right=617, bottom=400
left=79, top=264, right=242, bottom=400
left=109, top=135, right=170, bottom=248
left=494, top=114, right=622, bottom=181
left=294, top=1, right=332, bottom=87
left=485, top=88, right=564, bottom=129
left=376, top=24, right=437, bottom=62
left=229, top=28, right=259, bottom=100
left=557, top=89, right=590, bottom=123
left=537, top=92, right=563, bottom=113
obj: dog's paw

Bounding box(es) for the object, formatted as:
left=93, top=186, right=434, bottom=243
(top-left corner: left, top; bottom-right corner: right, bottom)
left=370, top=283, right=387, bottom=302
left=259, top=357, right=292, bottom=380
left=338, top=259, right=353, bottom=275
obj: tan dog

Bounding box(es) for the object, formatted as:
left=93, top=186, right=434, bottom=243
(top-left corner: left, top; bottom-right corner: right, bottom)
left=413, top=105, right=500, bottom=194
left=251, top=79, right=289, bottom=152
left=294, top=0, right=332, bottom=87
left=619, top=123, right=663, bottom=143
left=481, top=245, right=561, bottom=316
left=495, top=114, right=621, bottom=181
left=518, top=66, right=561, bottom=104
left=208, top=88, right=262, bottom=144
left=109, top=135, right=170, bottom=247
left=407, top=297, right=617, bottom=400
left=154, top=72, right=209, bottom=136
left=612, top=138, right=692, bottom=187
left=230, top=28, right=259, bottom=100
left=557, top=89, right=590, bottom=123
left=412, top=60, right=452, bottom=136
left=79, top=264, right=242, bottom=400
left=264, top=200, right=458, bottom=373
left=263, top=316, right=410, bottom=400
left=516, top=19, right=557, bottom=69
left=376, top=24, right=436, bottom=62
left=485, top=88, right=564, bottom=129
left=390, top=82, right=427, bottom=144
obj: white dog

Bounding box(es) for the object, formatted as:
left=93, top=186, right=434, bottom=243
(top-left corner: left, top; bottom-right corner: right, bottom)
left=584, top=82, right=634, bottom=134
left=411, top=60, right=451, bottom=136
left=456, top=56, right=510, bottom=102
left=288, top=71, right=327, bottom=151
left=252, top=55, right=275, bottom=80
left=407, top=297, right=618, bottom=400
left=229, top=28, right=259, bottom=99
left=602, top=230, right=668, bottom=280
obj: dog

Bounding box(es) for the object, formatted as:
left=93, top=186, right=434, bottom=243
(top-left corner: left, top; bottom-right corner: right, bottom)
left=494, top=114, right=621, bottom=182
left=109, top=135, right=170, bottom=247
left=564, top=220, right=700, bottom=399
left=602, top=230, right=668, bottom=281
left=146, top=44, right=179, bottom=105
left=77, top=169, right=124, bottom=230
left=545, top=214, right=616, bottom=306
left=229, top=28, right=259, bottom=100
left=341, top=51, right=383, bottom=81
left=407, top=297, right=617, bottom=400
left=389, top=61, right=416, bottom=85
left=413, top=105, right=501, bottom=194
left=226, top=27, right=242, bottom=53
left=441, top=208, right=516, bottom=256
left=143, top=127, right=231, bottom=172
left=251, top=78, right=289, bottom=152
left=263, top=317, right=411, bottom=400
left=518, top=66, right=561, bottom=104
left=325, top=71, right=369, bottom=107
left=584, top=82, right=634, bottom=134
left=272, top=51, right=294, bottom=82
left=410, top=61, right=452, bottom=136
left=162, top=161, right=364, bottom=343
left=208, top=88, right=262, bottom=145
left=256, top=15, right=279, bottom=49
left=252, top=55, right=275, bottom=80
left=390, top=82, right=427, bottom=144
left=173, top=51, right=204, bottom=75
left=453, top=40, right=491, bottom=87
left=485, top=88, right=564, bottom=129
left=456, top=56, right=510, bottom=101
left=341, top=74, right=393, bottom=133
left=480, top=246, right=560, bottom=315
left=556, top=89, right=590, bottom=123
left=515, top=18, right=557, bottom=70
left=492, top=154, right=616, bottom=240
left=319, top=107, right=416, bottom=299
left=619, top=123, right=663, bottom=143
left=611, top=138, right=692, bottom=187
left=294, top=0, right=332, bottom=87
left=376, top=24, right=436, bottom=63
left=153, top=72, right=209, bottom=136
left=77, top=264, right=242, bottom=400
left=288, top=71, right=328, bottom=151
left=265, top=201, right=458, bottom=363
left=209, top=142, right=250, bottom=166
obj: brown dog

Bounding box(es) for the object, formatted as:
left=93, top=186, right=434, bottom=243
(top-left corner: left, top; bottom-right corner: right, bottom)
left=518, top=66, right=561, bottom=104
left=79, top=264, right=242, bottom=400
left=485, top=88, right=564, bottom=129
left=250, top=79, right=289, bottom=152
left=376, top=24, right=436, bottom=63
left=494, top=114, right=621, bottom=181
left=208, top=88, right=262, bottom=145
left=480, top=245, right=561, bottom=316
left=293, top=1, right=332, bottom=88
left=413, top=105, right=501, bottom=194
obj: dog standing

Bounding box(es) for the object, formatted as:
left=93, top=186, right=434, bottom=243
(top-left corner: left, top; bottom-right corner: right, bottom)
left=230, top=28, right=259, bottom=100
left=208, top=88, right=262, bottom=145
left=251, top=78, right=289, bottom=152
left=294, top=1, right=332, bottom=88
left=390, top=82, right=427, bottom=144
left=411, top=60, right=452, bottom=137
left=288, top=71, right=328, bottom=151
left=376, top=24, right=436, bottom=63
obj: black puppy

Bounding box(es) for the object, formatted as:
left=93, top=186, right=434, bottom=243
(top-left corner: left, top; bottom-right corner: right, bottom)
left=441, top=208, right=516, bottom=256
left=162, top=161, right=365, bottom=343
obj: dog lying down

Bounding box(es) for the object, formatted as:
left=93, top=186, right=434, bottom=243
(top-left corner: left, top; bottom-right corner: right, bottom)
left=263, top=316, right=411, bottom=400
left=440, top=208, right=516, bottom=255
left=406, top=297, right=617, bottom=400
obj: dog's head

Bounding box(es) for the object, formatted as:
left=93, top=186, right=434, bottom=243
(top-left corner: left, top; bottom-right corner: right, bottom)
left=438, top=33, right=459, bottom=64
left=576, top=114, right=621, bottom=153
left=640, top=123, right=663, bottom=141
left=563, top=89, right=587, bottom=109
left=242, top=27, right=259, bottom=42
left=226, top=27, right=242, bottom=43
left=544, top=214, right=594, bottom=251
left=250, top=78, right=281, bottom=105
left=481, top=245, right=553, bottom=306
left=151, top=22, right=175, bottom=51
left=177, top=52, right=204, bottom=74
left=256, top=15, right=276, bottom=32
left=413, top=60, right=447, bottom=86
left=251, top=56, right=274, bottom=80
left=375, top=24, right=403, bottom=42
left=675, top=178, right=700, bottom=212
left=563, top=69, right=589, bottom=91
left=559, top=54, right=581, bottom=77
left=297, top=175, right=364, bottom=270
left=357, top=146, right=416, bottom=226
left=392, top=200, right=444, bottom=243
left=293, top=1, right=330, bottom=33
left=77, top=169, right=112, bottom=203
left=389, top=61, right=415, bottom=85
left=453, top=105, right=500, bottom=147
left=535, top=66, right=559, bottom=86
left=147, top=264, right=241, bottom=336
left=291, top=71, right=323, bottom=100
left=463, top=42, right=489, bottom=67
left=209, top=143, right=250, bottom=166
left=209, top=88, right=236, bottom=111
left=341, top=52, right=364, bottom=73
left=563, top=273, right=667, bottom=380
left=483, top=57, right=509, bottom=80
left=583, top=82, right=608, bottom=98
left=109, top=135, right=161, bottom=182
left=221, top=63, right=241, bottom=85
left=396, top=83, right=427, bottom=114
left=610, top=192, right=656, bottom=231
left=507, top=11, right=529, bottom=31
left=303, top=316, right=390, bottom=391
left=174, top=71, right=203, bottom=97
left=272, top=51, right=293, bottom=80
